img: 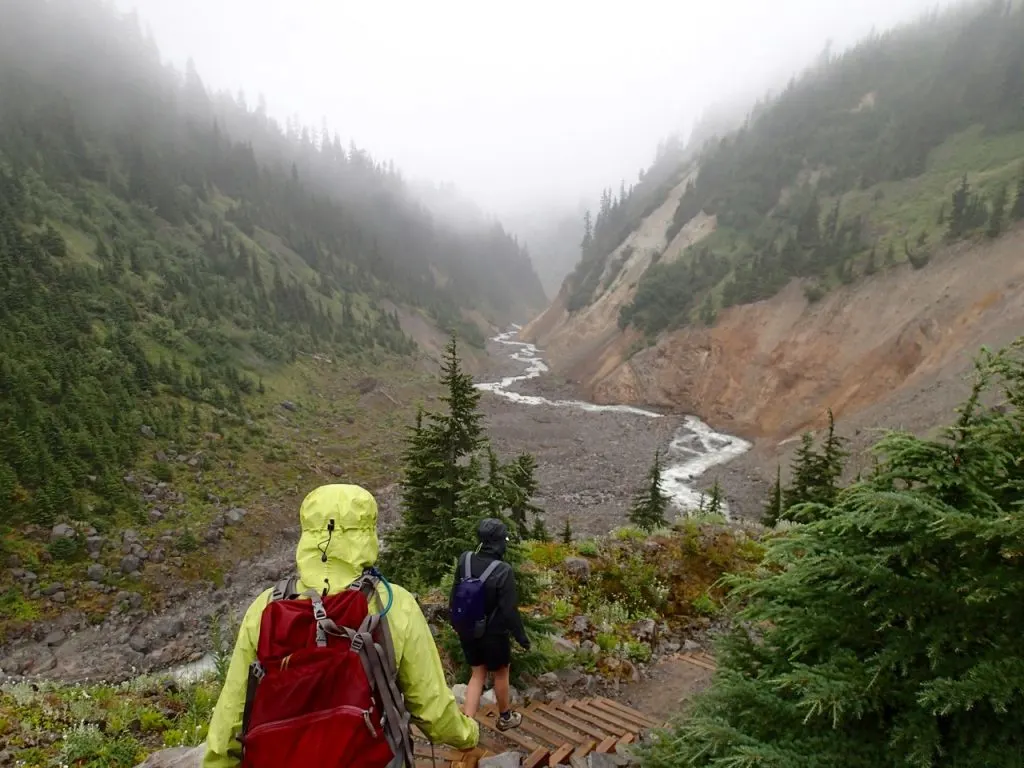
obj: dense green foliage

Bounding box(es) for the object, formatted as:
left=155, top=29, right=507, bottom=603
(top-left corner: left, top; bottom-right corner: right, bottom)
left=629, top=450, right=671, bottom=532
left=641, top=338, right=1024, bottom=767
left=621, top=0, right=1024, bottom=337
left=762, top=410, right=847, bottom=528
left=382, top=338, right=546, bottom=587
left=0, top=0, right=543, bottom=530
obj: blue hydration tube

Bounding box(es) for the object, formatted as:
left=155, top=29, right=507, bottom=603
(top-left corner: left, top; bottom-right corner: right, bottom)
left=368, top=566, right=394, bottom=618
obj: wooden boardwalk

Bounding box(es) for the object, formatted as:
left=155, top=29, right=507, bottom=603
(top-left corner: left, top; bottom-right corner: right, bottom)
left=413, top=695, right=663, bottom=767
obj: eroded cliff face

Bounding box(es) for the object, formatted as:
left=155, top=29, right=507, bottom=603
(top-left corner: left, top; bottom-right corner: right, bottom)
left=527, top=226, right=1024, bottom=444
left=522, top=168, right=714, bottom=371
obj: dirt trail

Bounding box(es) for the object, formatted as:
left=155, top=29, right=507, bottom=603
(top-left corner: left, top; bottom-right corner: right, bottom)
left=617, top=656, right=715, bottom=721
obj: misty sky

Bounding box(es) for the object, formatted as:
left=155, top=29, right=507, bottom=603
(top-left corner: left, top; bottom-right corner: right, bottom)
left=114, top=0, right=945, bottom=219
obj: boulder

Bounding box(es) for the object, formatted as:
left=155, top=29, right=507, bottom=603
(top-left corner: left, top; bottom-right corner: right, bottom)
left=43, top=630, right=66, bottom=647
left=140, top=425, right=156, bottom=439
left=120, top=555, right=142, bottom=574
left=479, top=753, right=523, bottom=768
left=41, top=582, right=64, bottom=597
left=552, top=635, right=578, bottom=654
left=85, top=535, right=106, bottom=555
left=632, top=618, right=657, bottom=643
left=224, top=508, right=246, bottom=526
left=133, top=745, right=206, bottom=768
left=683, top=639, right=701, bottom=653
left=50, top=523, right=76, bottom=542
left=280, top=401, right=298, bottom=412
left=545, top=689, right=567, bottom=704
left=149, top=508, right=164, bottom=522
left=129, top=634, right=151, bottom=654
left=588, top=752, right=635, bottom=767
left=451, top=683, right=467, bottom=705
left=572, top=615, right=591, bottom=634
left=123, top=529, right=141, bottom=544
left=580, top=639, right=600, bottom=656
left=538, top=671, right=560, bottom=689
left=562, top=557, right=591, bottom=582
left=51, top=591, right=66, bottom=603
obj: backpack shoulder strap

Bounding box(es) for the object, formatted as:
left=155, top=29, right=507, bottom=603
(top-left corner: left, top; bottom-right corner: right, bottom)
left=462, top=551, right=474, bottom=580
left=478, top=558, right=503, bottom=583
left=269, top=575, right=299, bottom=602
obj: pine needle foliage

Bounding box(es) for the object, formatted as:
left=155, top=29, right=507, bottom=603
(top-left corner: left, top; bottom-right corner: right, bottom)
left=629, top=449, right=671, bottom=531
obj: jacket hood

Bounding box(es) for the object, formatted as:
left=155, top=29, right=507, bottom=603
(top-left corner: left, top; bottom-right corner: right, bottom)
left=295, top=484, right=379, bottom=593
left=477, top=517, right=508, bottom=560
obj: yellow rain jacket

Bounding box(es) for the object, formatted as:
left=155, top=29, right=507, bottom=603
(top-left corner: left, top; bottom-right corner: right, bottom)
left=203, top=484, right=479, bottom=768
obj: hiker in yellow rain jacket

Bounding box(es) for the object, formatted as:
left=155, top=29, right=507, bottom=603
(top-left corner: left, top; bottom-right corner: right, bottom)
left=203, top=484, right=479, bottom=768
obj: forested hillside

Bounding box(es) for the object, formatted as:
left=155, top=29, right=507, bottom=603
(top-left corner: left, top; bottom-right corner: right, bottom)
left=563, top=0, right=1024, bottom=337
left=0, top=0, right=543, bottom=632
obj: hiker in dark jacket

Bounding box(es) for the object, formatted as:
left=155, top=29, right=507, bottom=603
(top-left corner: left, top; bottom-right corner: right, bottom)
left=451, top=518, right=530, bottom=730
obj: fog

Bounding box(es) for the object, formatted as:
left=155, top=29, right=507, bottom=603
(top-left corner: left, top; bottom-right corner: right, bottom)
left=114, top=0, right=946, bottom=221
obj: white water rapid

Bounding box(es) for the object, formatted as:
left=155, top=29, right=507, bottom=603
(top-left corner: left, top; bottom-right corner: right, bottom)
left=476, top=329, right=751, bottom=517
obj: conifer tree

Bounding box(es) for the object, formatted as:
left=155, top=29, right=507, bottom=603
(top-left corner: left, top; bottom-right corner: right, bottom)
left=639, top=337, right=1024, bottom=768
left=530, top=516, right=551, bottom=543
left=629, top=449, right=671, bottom=531
left=762, top=465, right=783, bottom=527
left=561, top=518, right=573, bottom=545
left=706, top=478, right=724, bottom=517
left=383, top=336, right=487, bottom=585
left=987, top=183, right=1007, bottom=238
left=1012, top=164, right=1024, bottom=221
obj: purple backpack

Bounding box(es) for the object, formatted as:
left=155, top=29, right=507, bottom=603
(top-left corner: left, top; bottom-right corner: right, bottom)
left=449, top=553, right=502, bottom=639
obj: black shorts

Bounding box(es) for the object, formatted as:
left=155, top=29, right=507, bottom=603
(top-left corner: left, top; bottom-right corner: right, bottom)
left=459, top=633, right=511, bottom=671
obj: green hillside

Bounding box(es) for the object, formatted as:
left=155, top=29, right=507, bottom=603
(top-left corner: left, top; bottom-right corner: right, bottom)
left=0, top=0, right=543, bottom=634
left=600, top=0, right=1024, bottom=337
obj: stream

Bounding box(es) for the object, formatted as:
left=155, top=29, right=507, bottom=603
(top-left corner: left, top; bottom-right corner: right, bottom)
left=476, top=329, right=751, bottom=515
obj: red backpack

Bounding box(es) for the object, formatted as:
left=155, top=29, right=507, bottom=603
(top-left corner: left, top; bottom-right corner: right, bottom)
left=239, top=571, right=415, bottom=768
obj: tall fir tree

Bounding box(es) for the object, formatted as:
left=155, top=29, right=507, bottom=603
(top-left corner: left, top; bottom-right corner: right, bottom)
left=561, top=518, right=573, bottom=545
left=639, top=337, right=1024, bottom=768
left=762, top=465, right=783, bottom=528
left=629, top=449, right=671, bottom=531
left=987, top=183, right=1007, bottom=238
left=383, top=336, right=487, bottom=586
left=706, top=478, right=724, bottom=517
left=1012, top=164, right=1024, bottom=221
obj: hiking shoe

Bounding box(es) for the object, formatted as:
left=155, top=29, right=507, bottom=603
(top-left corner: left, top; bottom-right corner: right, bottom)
left=496, top=711, right=522, bottom=731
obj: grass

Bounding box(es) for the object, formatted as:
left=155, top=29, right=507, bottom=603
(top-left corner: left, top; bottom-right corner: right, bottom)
left=1, top=674, right=222, bottom=768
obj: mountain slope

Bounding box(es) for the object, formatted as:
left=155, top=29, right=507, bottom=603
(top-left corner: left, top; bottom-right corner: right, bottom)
left=0, top=0, right=541, bottom=641
left=526, top=0, right=1024, bottom=446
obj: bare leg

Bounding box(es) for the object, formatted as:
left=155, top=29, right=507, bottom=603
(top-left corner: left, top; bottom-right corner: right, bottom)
left=493, top=665, right=522, bottom=730
left=493, top=665, right=511, bottom=713
left=464, top=665, right=487, bottom=718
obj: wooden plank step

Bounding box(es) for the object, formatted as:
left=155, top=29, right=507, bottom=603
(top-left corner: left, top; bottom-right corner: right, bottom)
left=593, top=697, right=662, bottom=728
left=616, top=733, right=635, bottom=750
left=534, top=703, right=612, bottom=742
left=548, top=743, right=575, bottom=766
left=589, top=698, right=659, bottom=730
left=556, top=700, right=632, bottom=736
left=524, top=705, right=596, bottom=743
left=523, top=746, right=550, bottom=768
left=595, top=735, right=618, bottom=754
left=593, top=696, right=655, bottom=729
left=519, top=715, right=571, bottom=749
left=680, top=652, right=717, bottom=671
left=571, top=739, right=598, bottom=759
